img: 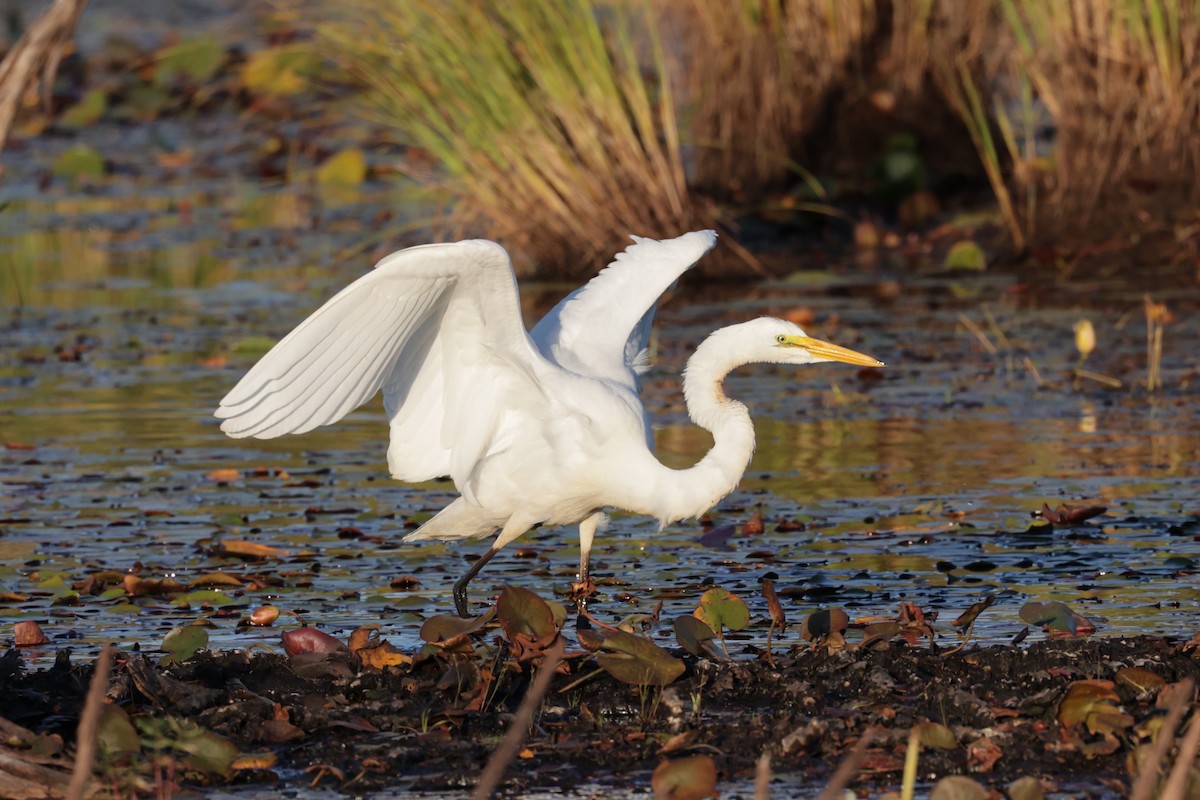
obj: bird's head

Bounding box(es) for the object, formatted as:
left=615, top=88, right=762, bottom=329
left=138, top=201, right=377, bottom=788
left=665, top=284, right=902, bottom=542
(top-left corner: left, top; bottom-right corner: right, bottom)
left=713, top=317, right=884, bottom=368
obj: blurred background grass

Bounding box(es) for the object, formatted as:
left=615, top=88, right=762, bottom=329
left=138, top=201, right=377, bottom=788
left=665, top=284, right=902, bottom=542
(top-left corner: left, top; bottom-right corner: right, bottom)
left=4, top=0, right=1200, bottom=276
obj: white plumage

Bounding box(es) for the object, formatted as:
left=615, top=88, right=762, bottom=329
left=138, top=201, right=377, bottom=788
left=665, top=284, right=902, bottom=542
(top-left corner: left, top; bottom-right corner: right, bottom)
left=216, top=231, right=882, bottom=615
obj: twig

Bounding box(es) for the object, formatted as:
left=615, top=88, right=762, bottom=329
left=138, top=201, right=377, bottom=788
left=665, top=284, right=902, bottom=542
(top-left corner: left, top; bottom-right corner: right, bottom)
left=899, top=726, right=920, bottom=800
left=66, top=643, right=113, bottom=800
left=815, top=727, right=876, bottom=800
left=957, top=313, right=997, bottom=355
left=755, top=751, right=771, bottom=800
left=471, top=638, right=564, bottom=800
left=1161, top=707, right=1200, bottom=800
left=1073, top=369, right=1122, bottom=388
left=0, top=0, right=90, bottom=154
left=1129, top=677, right=1194, bottom=800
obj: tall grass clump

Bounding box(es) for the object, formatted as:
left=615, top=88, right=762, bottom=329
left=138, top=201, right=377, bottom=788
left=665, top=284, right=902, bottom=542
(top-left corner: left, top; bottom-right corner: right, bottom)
left=674, top=0, right=877, bottom=199
left=312, top=1, right=709, bottom=275
left=981, top=0, right=1200, bottom=237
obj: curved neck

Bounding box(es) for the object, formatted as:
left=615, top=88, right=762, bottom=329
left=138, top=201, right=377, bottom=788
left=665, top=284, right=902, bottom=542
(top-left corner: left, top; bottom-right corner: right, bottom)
left=631, top=334, right=757, bottom=524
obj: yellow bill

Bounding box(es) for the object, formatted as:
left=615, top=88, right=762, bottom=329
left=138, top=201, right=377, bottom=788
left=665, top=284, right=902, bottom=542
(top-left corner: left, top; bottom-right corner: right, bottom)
left=784, top=335, right=884, bottom=367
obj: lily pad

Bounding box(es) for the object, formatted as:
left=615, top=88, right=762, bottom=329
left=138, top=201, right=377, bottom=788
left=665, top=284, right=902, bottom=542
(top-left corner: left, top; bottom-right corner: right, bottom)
left=161, top=624, right=208, bottom=666
left=673, top=615, right=724, bottom=660
left=694, top=587, right=749, bottom=635
left=1019, top=601, right=1077, bottom=633
left=419, top=607, right=496, bottom=642
left=945, top=240, right=987, bottom=271
left=596, top=630, right=685, bottom=687
left=496, top=584, right=556, bottom=642
left=800, top=607, right=849, bottom=640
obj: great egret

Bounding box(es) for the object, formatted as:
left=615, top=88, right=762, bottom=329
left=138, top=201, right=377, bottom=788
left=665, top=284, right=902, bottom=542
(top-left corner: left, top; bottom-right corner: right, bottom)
left=216, top=231, right=882, bottom=616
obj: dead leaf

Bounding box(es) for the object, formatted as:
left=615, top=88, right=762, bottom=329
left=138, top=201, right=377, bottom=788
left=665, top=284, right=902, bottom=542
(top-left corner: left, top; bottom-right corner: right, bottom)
left=205, top=468, right=241, bottom=482
left=14, top=620, right=49, bottom=646
left=651, top=755, right=717, bottom=800
left=1040, top=503, right=1106, bottom=525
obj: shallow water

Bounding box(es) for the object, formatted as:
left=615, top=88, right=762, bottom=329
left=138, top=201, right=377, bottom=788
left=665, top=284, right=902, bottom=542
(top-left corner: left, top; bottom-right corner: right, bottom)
left=2, top=122, right=1199, bottom=673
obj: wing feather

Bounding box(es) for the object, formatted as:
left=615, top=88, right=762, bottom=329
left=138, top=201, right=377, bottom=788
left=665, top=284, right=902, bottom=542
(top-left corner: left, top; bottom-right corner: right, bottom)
left=216, top=240, right=540, bottom=483
left=529, top=230, right=717, bottom=387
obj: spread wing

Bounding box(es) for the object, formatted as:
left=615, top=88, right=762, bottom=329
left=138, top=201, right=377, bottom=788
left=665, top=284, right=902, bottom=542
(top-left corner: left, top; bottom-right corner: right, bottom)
left=529, top=231, right=717, bottom=389
left=215, top=239, right=543, bottom=483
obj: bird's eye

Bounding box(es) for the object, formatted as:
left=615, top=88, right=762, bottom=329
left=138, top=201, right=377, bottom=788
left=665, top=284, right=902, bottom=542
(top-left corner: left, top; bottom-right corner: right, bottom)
left=775, top=334, right=788, bottom=344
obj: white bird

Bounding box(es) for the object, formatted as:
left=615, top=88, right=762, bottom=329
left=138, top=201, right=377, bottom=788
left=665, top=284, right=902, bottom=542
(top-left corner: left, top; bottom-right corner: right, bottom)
left=215, top=231, right=883, bottom=616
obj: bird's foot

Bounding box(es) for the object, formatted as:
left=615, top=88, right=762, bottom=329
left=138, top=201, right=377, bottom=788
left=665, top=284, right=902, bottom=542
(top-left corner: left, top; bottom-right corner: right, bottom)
left=568, top=576, right=597, bottom=608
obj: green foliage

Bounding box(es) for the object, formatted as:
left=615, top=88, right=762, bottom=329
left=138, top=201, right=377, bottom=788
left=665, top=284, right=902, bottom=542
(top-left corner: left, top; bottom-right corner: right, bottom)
left=311, top=0, right=706, bottom=274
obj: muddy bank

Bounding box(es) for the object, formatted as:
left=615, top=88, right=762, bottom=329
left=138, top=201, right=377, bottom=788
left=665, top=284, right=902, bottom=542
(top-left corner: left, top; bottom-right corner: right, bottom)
left=2, top=633, right=1198, bottom=797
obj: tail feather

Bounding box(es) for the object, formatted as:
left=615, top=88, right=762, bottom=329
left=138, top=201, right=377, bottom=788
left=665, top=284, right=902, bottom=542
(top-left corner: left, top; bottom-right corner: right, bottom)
left=403, top=498, right=503, bottom=542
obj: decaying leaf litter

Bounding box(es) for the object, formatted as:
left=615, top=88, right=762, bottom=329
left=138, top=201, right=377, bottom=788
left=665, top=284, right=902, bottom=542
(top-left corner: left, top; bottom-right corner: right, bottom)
left=2, top=11, right=1200, bottom=800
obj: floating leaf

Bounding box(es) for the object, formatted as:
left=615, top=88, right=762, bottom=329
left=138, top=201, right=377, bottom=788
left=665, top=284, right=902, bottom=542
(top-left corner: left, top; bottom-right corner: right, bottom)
left=14, top=620, right=49, bottom=646
left=161, top=624, right=208, bottom=666
left=496, top=585, right=556, bottom=643
left=651, top=755, right=718, bottom=800
left=242, top=44, right=323, bottom=98
left=59, top=89, right=107, bottom=129
left=218, top=540, right=288, bottom=560
left=801, top=607, right=849, bottom=640
left=316, top=148, right=367, bottom=187
left=124, top=575, right=186, bottom=597
left=155, top=35, right=225, bottom=85
left=51, top=144, right=104, bottom=185
left=944, top=240, right=987, bottom=271
left=673, top=615, right=723, bottom=659
left=204, top=468, right=242, bottom=483
left=172, top=590, right=234, bottom=608
left=694, top=587, right=749, bottom=635
left=596, top=630, right=685, bottom=687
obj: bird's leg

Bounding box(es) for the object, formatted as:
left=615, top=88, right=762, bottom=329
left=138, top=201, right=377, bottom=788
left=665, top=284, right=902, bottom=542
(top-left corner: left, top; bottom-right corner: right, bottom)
left=569, top=512, right=603, bottom=613
left=453, top=547, right=498, bottom=618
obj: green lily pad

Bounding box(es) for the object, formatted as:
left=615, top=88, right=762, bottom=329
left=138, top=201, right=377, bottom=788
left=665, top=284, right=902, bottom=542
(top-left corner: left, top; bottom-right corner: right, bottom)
left=51, top=144, right=105, bottom=185
left=944, top=240, right=987, bottom=271
left=496, top=585, right=556, bottom=642
left=694, top=587, right=749, bottom=635
left=596, top=630, right=685, bottom=687
left=161, top=624, right=208, bottom=666
left=316, top=148, right=367, bottom=187
left=155, top=35, right=225, bottom=85
left=673, top=615, right=724, bottom=660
